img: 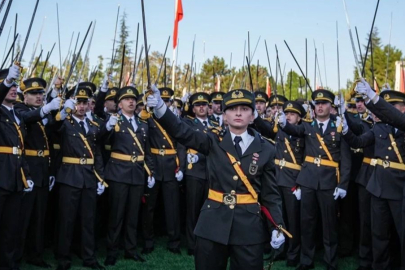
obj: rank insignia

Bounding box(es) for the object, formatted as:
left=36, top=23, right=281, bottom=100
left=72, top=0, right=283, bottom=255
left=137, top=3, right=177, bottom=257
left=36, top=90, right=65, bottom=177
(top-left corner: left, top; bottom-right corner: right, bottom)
left=249, top=163, right=258, bottom=175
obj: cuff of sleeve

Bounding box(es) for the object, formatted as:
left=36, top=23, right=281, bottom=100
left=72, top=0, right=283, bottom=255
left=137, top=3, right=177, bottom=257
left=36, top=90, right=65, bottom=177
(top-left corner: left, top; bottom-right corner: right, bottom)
left=3, top=80, right=13, bottom=88
left=154, top=103, right=167, bottom=119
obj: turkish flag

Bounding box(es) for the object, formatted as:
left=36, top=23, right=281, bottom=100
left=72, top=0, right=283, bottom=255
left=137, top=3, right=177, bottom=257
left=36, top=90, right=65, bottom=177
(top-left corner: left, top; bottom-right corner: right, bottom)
left=266, top=77, right=271, bottom=96
left=173, top=0, right=183, bottom=49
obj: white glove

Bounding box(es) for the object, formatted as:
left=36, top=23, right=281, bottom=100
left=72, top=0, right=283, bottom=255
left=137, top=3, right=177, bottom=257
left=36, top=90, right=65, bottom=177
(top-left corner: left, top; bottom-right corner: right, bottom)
left=24, top=180, right=34, bottom=192
left=187, top=153, right=199, bottom=164
left=270, top=229, right=285, bottom=249
left=50, top=88, right=59, bottom=98
left=181, top=92, right=190, bottom=103
left=356, top=78, right=376, bottom=101
left=49, top=176, right=55, bottom=191
left=277, top=111, right=287, bottom=128
left=97, top=182, right=105, bottom=195
left=100, top=74, right=111, bottom=93
left=42, top=97, right=61, bottom=114
left=147, top=176, right=155, bottom=188
left=175, top=170, right=183, bottom=181
left=146, top=84, right=164, bottom=109
left=5, top=64, right=20, bottom=85
left=339, top=115, right=349, bottom=134
left=293, top=187, right=301, bottom=200
left=333, top=187, right=347, bottom=200
left=106, top=115, right=118, bottom=131
left=64, top=98, right=76, bottom=111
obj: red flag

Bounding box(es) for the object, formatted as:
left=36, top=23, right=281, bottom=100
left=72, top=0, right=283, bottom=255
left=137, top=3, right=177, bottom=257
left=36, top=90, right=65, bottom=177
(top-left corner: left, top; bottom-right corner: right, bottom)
left=173, top=0, right=183, bottom=49
left=266, top=77, right=272, bottom=96
left=401, top=68, right=405, bottom=93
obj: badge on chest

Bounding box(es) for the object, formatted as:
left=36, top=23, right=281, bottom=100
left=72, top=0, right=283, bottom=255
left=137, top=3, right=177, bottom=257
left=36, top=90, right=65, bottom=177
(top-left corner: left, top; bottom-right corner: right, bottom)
left=249, top=153, right=259, bottom=175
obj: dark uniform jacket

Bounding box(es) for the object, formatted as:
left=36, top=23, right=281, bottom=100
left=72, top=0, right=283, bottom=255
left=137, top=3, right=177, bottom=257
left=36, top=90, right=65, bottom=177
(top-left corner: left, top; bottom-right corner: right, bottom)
left=100, top=114, right=154, bottom=185
left=56, top=116, right=104, bottom=189
left=0, top=83, right=30, bottom=191
left=147, top=116, right=186, bottom=181
left=344, top=122, right=405, bottom=200
left=367, top=98, right=405, bottom=132
left=14, top=103, right=50, bottom=187
left=282, top=119, right=351, bottom=191
left=183, top=117, right=218, bottom=180
left=156, top=109, right=284, bottom=246
left=254, top=117, right=305, bottom=188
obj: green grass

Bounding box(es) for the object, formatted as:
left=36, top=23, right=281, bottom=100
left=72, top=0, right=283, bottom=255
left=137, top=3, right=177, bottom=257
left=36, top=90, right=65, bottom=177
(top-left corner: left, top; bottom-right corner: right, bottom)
left=22, top=237, right=359, bottom=270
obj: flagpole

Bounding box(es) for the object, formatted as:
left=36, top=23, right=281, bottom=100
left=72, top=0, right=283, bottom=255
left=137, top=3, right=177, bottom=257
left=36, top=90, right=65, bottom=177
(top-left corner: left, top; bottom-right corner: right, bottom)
left=171, top=0, right=177, bottom=91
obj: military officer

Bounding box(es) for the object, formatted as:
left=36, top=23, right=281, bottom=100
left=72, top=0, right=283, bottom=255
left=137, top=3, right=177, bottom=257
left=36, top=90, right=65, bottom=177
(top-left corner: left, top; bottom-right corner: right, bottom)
left=13, top=77, right=61, bottom=268
left=100, top=86, right=154, bottom=266
left=278, top=89, right=352, bottom=270
left=147, top=87, right=285, bottom=270
left=208, top=92, right=225, bottom=127
left=254, top=91, right=269, bottom=118
left=141, top=87, right=185, bottom=255
left=182, top=92, right=219, bottom=255
left=54, top=86, right=106, bottom=270
left=268, top=94, right=288, bottom=118
left=0, top=65, right=34, bottom=269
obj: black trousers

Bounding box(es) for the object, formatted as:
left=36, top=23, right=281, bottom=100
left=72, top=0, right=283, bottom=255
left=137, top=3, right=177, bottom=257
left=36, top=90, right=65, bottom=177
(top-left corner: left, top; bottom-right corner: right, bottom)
left=16, top=185, right=48, bottom=263
left=300, top=187, right=338, bottom=268
left=142, top=180, right=180, bottom=249
left=194, top=237, right=264, bottom=270
left=371, top=195, right=402, bottom=270
left=0, top=188, right=22, bottom=269
left=357, top=185, right=372, bottom=268
left=338, top=180, right=358, bottom=255
left=279, top=186, right=300, bottom=262
left=107, top=181, right=144, bottom=258
left=186, top=176, right=208, bottom=251
left=56, top=184, right=97, bottom=265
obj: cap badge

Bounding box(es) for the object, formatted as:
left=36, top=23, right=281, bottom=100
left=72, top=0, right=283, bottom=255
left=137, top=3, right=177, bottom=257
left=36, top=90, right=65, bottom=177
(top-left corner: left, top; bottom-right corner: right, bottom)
left=32, top=82, right=39, bottom=87
left=317, top=92, right=324, bottom=98
left=384, top=94, right=390, bottom=100
left=231, top=91, right=244, bottom=99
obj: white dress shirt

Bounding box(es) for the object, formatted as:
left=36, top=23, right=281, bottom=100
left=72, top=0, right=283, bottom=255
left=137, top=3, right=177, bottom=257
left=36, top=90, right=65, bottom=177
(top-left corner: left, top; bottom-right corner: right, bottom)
left=196, top=117, right=211, bottom=127
left=316, top=118, right=330, bottom=134
left=213, top=113, right=223, bottom=126
left=72, top=115, right=89, bottom=133
left=122, top=114, right=138, bottom=132
left=230, top=130, right=254, bottom=155
left=2, top=104, right=20, bottom=124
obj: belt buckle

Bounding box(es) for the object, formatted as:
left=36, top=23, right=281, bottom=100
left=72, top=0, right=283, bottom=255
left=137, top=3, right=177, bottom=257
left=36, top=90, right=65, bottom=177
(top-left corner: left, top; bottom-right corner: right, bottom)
left=37, top=150, right=44, bottom=157
left=279, top=159, right=286, bottom=168
left=370, top=159, right=377, bottom=166
left=80, top=158, right=87, bottom=165
left=159, top=149, right=165, bottom=156
left=223, top=193, right=236, bottom=206
left=313, top=157, right=321, bottom=167
left=382, top=160, right=390, bottom=169
left=131, top=155, right=138, bottom=163
left=12, top=147, right=19, bottom=155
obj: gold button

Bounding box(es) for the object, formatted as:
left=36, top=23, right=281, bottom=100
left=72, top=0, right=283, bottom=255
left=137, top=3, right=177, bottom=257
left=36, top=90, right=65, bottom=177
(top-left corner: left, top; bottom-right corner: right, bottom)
left=207, top=205, right=210, bottom=208
left=319, top=146, right=322, bottom=149
left=230, top=190, right=236, bottom=195
left=233, top=175, right=238, bottom=181
left=284, top=150, right=287, bottom=153
left=388, top=147, right=392, bottom=150
left=163, top=137, right=166, bottom=140
left=229, top=205, right=235, bottom=209
left=309, top=133, right=311, bottom=135
left=386, top=156, right=389, bottom=159
left=162, top=145, right=166, bottom=148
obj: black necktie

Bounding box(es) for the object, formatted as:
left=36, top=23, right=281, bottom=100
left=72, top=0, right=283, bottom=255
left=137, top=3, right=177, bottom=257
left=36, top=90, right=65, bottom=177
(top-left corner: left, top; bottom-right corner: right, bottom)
left=9, top=109, right=15, bottom=122
left=216, top=117, right=220, bottom=124
left=234, top=136, right=243, bottom=158
left=79, top=121, right=86, bottom=135
left=319, top=123, right=324, bottom=136
left=129, top=118, right=135, bottom=131
left=203, top=121, right=207, bottom=127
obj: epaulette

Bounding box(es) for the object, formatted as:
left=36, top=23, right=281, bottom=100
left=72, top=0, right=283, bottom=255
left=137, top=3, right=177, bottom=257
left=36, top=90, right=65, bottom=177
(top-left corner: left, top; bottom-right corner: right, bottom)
left=211, top=120, right=219, bottom=126
left=139, top=118, right=147, bottom=124
left=88, top=119, right=99, bottom=127
left=261, top=135, right=275, bottom=145
left=263, top=118, right=273, bottom=122
left=361, top=118, right=373, bottom=125
left=186, top=115, right=194, bottom=120
left=209, top=126, right=222, bottom=133
left=303, top=118, right=313, bottom=123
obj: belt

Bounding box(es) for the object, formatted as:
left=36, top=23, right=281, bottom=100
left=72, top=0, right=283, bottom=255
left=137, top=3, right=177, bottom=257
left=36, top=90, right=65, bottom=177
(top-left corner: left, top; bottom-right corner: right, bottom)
left=305, top=156, right=338, bottom=168
left=151, top=148, right=177, bottom=156
left=53, top=144, right=60, bottom=150
left=25, top=149, right=50, bottom=157
left=0, top=146, right=22, bottom=155
left=62, top=157, right=94, bottom=165
left=275, top=158, right=301, bottom=171
left=369, top=158, right=405, bottom=171
left=363, top=157, right=372, bottom=165
left=110, top=152, right=144, bottom=163
left=208, top=189, right=257, bottom=209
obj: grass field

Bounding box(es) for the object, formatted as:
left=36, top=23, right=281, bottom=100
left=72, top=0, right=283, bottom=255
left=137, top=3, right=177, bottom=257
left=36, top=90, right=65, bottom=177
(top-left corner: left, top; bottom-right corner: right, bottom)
left=22, top=237, right=359, bottom=270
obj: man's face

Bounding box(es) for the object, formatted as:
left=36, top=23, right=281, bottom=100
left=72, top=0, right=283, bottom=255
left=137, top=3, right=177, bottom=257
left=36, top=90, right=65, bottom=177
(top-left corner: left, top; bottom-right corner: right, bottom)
left=255, top=101, right=266, bottom=115
left=104, top=99, right=116, bottom=113
left=286, top=112, right=301, bottom=125
left=270, top=105, right=279, bottom=116
left=118, top=97, right=136, bottom=114
left=192, top=102, right=208, bottom=118
left=356, top=100, right=366, bottom=113
left=4, top=86, right=17, bottom=103
left=315, top=101, right=331, bottom=118
left=393, top=103, right=405, bottom=114
left=164, top=100, right=171, bottom=107
left=330, top=106, right=338, bottom=116
left=24, top=92, right=44, bottom=107
left=88, top=98, right=95, bottom=113
left=223, top=105, right=254, bottom=130
left=212, top=101, right=222, bottom=115
left=74, top=100, right=88, bottom=118
left=208, top=105, right=213, bottom=116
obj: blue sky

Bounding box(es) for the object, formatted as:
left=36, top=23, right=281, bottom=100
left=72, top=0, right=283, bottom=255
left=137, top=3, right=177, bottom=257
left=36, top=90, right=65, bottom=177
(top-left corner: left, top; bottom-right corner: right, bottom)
left=2, top=0, right=404, bottom=90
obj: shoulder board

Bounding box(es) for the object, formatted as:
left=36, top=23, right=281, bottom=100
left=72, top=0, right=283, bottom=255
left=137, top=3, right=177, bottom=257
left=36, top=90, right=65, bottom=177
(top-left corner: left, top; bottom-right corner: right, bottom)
left=361, top=118, right=373, bottom=124
left=89, top=119, right=99, bottom=127
left=187, top=115, right=195, bottom=120
left=210, top=120, right=219, bottom=126
left=139, top=118, right=147, bottom=124
left=261, top=135, right=275, bottom=145
left=263, top=118, right=273, bottom=122
left=303, top=118, right=313, bottom=123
